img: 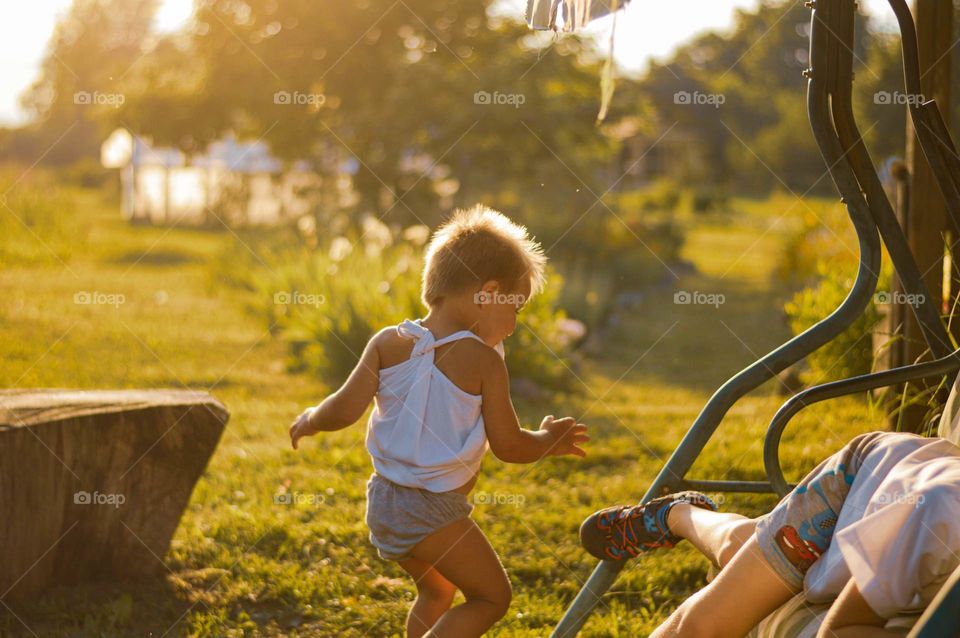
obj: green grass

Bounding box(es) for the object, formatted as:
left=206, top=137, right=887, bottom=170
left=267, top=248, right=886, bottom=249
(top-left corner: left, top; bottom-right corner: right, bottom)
left=0, top=189, right=880, bottom=637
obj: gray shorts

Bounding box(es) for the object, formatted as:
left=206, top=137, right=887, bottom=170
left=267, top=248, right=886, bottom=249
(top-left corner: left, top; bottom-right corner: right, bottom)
left=365, top=472, right=475, bottom=562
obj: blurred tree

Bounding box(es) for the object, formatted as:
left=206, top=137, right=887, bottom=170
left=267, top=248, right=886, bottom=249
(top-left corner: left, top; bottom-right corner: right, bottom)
left=13, top=0, right=160, bottom=165
left=632, top=0, right=878, bottom=194
left=854, top=31, right=908, bottom=164
left=117, top=0, right=620, bottom=237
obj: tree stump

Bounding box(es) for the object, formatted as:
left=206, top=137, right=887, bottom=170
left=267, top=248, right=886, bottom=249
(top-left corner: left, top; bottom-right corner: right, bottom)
left=0, top=389, right=228, bottom=602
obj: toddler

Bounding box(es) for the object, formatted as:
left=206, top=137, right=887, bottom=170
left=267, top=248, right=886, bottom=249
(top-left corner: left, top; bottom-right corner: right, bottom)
left=290, top=205, right=589, bottom=637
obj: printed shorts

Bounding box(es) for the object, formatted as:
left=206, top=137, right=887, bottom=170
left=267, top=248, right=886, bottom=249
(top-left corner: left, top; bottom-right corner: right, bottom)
left=755, top=432, right=886, bottom=589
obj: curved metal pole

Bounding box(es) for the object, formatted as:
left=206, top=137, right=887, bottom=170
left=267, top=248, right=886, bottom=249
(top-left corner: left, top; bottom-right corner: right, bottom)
left=550, top=4, right=882, bottom=634
left=764, top=352, right=960, bottom=496
left=830, top=0, right=952, bottom=357
left=762, top=0, right=958, bottom=498
left=888, top=0, right=960, bottom=232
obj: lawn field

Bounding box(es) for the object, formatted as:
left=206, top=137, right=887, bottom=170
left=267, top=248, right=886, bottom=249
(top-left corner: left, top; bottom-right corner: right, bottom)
left=0, top=189, right=881, bottom=637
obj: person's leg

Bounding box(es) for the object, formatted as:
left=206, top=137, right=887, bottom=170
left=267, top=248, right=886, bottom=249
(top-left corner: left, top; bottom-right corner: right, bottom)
left=656, top=432, right=884, bottom=637
left=408, top=518, right=512, bottom=638
left=397, top=557, right=458, bottom=638
left=667, top=503, right=758, bottom=569
left=649, top=534, right=799, bottom=638
left=817, top=578, right=890, bottom=638
left=580, top=490, right=755, bottom=569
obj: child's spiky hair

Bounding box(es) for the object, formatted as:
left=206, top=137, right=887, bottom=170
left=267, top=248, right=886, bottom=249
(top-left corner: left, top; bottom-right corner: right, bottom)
left=421, top=204, right=546, bottom=308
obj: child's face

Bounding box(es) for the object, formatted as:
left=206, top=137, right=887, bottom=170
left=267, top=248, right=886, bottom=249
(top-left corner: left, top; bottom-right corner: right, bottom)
left=475, top=277, right=532, bottom=346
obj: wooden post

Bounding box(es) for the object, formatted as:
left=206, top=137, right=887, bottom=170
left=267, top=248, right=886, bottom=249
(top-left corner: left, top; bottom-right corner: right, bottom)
left=892, top=0, right=953, bottom=432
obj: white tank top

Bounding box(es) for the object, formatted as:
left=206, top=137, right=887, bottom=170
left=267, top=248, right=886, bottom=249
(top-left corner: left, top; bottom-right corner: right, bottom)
left=365, top=319, right=502, bottom=493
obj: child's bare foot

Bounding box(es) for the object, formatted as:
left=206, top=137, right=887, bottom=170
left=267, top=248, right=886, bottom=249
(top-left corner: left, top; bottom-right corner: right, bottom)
left=579, top=491, right=717, bottom=560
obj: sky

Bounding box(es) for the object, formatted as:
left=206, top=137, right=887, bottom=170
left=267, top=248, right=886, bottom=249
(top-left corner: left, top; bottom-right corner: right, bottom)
left=0, top=0, right=896, bottom=127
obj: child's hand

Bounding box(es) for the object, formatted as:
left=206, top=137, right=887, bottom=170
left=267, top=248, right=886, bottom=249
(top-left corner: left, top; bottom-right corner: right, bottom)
left=289, top=408, right=317, bottom=450
left=539, top=415, right=589, bottom=458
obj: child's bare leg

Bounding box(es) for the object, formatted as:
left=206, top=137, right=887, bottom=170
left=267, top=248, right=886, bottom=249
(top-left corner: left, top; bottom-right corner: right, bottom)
left=650, top=535, right=797, bottom=638
left=667, top=502, right=758, bottom=568
left=397, top=558, right=457, bottom=638
left=409, top=518, right=511, bottom=638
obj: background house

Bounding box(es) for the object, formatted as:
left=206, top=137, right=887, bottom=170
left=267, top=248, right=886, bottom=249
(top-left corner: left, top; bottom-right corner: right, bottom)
left=100, top=128, right=327, bottom=227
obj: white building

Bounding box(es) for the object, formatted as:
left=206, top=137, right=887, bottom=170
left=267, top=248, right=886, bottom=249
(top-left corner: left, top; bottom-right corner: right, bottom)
left=100, top=128, right=328, bottom=227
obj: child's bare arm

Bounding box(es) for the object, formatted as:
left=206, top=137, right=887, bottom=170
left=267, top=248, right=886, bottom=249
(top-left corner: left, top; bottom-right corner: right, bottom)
left=480, top=350, right=588, bottom=463
left=289, top=332, right=382, bottom=449
left=817, top=579, right=894, bottom=638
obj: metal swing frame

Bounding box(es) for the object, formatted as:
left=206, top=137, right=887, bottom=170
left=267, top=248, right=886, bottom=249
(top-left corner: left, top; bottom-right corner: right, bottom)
left=548, top=1, right=960, bottom=635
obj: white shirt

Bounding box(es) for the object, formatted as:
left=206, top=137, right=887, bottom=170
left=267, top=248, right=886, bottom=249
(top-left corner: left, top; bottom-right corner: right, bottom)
left=804, top=433, right=960, bottom=618
left=365, top=319, right=502, bottom=493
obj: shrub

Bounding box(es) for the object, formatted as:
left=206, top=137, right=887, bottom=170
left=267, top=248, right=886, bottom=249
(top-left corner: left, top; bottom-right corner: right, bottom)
left=778, top=195, right=897, bottom=384
left=549, top=195, right=684, bottom=328
left=784, top=265, right=884, bottom=384
left=220, top=219, right=577, bottom=391
left=691, top=188, right=729, bottom=214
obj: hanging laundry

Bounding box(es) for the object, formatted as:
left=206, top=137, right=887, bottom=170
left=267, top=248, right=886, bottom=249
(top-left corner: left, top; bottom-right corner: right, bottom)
left=525, top=0, right=630, bottom=31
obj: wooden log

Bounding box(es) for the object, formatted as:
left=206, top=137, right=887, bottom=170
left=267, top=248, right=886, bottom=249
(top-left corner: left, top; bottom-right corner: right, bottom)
left=0, top=389, right=228, bottom=601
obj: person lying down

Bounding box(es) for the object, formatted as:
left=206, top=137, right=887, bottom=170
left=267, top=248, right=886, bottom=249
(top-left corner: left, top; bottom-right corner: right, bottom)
left=580, top=431, right=960, bottom=638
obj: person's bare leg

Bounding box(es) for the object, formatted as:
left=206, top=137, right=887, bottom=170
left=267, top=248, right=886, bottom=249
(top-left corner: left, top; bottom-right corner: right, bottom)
left=650, top=535, right=797, bottom=638
left=408, top=518, right=512, bottom=638
left=817, top=578, right=894, bottom=638
left=397, top=558, right=458, bottom=638
left=667, top=502, right=758, bottom=569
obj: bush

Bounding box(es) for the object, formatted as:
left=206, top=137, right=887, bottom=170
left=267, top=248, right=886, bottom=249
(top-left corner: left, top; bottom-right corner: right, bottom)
left=616, top=178, right=683, bottom=214
left=547, top=193, right=684, bottom=328
left=784, top=266, right=884, bottom=383
left=778, top=195, right=895, bottom=383
left=219, top=218, right=577, bottom=391
left=691, top=188, right=729, bottom=214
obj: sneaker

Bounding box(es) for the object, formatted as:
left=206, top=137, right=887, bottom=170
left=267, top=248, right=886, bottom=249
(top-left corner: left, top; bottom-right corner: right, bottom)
left=579, top=491, right=718, bottom=561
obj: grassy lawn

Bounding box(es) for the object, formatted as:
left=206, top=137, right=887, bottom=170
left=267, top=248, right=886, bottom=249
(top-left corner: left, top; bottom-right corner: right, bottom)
left=0, top=189, right=882, bottom=637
